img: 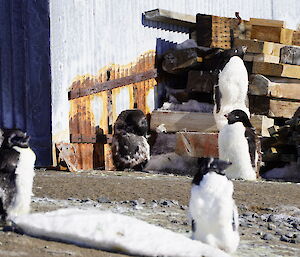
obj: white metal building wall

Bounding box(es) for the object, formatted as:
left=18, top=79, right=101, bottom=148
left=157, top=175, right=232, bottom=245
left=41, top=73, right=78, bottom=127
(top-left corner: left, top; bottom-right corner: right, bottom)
left=50, top=0, right=300, bottom=147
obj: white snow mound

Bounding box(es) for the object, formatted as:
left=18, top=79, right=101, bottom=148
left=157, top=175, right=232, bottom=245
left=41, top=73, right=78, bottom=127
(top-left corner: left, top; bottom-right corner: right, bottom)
left=12, top=208, right=230, bottom=257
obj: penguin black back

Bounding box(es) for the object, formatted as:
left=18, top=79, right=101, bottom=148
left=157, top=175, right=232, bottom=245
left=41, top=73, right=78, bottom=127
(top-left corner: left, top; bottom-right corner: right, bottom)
left=114, top=109, right=148, bottom=136
left=192, top=157, right=232, bottom=185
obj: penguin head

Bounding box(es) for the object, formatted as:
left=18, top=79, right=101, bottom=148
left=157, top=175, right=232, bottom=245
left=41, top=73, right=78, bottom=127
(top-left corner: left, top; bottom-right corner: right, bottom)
left=223, top=46, right=247, bottom=59
left=225, top=109, right=253, bottom=127
left=192, top=157, right=232, bottom=185
left=114, top=109, right=148, bottom=136
left=2, top=129, right=30, bottom=149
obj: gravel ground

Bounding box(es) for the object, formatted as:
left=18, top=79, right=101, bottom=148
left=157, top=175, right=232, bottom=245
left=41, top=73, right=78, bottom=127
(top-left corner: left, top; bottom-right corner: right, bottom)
left=0, top=170, right=299, bottom=257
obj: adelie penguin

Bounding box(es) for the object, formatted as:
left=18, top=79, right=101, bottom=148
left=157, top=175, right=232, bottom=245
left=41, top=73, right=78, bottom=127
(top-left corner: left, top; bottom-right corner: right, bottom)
left=0, top=129, right=36, bottom=223
left=213, top=46, right=250, bottom=130
left=189, top=157, right=240, bottom=253
left=112, top=109, right=150, bottom=170
left=218, top=109, right=261, bottom=180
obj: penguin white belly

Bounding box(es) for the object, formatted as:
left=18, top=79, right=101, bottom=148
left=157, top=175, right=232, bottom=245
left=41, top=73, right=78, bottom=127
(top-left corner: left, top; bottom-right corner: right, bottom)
left=219, top=123, right=256, bottom=180
left=7, top=147, right=36, bottom=219
left=189, top=172, right=239, bottom=253
left=214, top=56, right=249, bottom=130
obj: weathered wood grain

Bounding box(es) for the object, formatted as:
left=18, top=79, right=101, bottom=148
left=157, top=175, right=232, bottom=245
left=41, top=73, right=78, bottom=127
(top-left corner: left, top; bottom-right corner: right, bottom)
left=249, top=74, right=300, bottom=100
left=280, top=45, right=300, bottom=65
left=175, top=132, right=219, bottom=157
left=249, top=95, right=300, bottom=118
left=252, top=62, right=300, bottom=79
left=249, top=18, right=285, bottom=28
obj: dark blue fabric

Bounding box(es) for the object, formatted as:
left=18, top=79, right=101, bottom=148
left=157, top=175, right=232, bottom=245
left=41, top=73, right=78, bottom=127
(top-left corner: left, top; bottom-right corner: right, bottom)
left=0, top=0, right=51, bottom=166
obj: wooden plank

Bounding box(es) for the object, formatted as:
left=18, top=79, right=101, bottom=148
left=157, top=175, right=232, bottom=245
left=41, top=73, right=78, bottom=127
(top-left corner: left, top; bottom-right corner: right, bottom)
left=244, top=53, right=279, bottom=63
left=144, top=8, right=196, bottom=28
left=150, top=111, right=270, bottom=135
left=252, top=62, right=300, bottom=79
left=68, top=69, right=158, bottom=100
left=280, top=46, right=300, bottom=65
left=250, top=115, right=274, bottom=137
left=249, top=95, right=300, bottom=118
left=251, top=25, right=293, bottom=44
left=150, top=111, right=218, bottom=133
left=234, top=38, right=276, bottom=55
left=249, top=74, right=300, bottom=100
left=249, top=18, right=285, bottom=28
left=175, top=132, right=219, bottom=157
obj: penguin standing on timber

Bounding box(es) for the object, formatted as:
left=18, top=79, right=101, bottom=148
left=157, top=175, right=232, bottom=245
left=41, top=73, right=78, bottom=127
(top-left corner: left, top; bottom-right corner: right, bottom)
left=213, top=46, right=250, bottom=130
left=189, top=157, right=239, bottom=253
left=0, top=129, right=36, bottom=223
left=218, top=109, right=261, bottom=180
left=112, top=109, right=150, bottom=171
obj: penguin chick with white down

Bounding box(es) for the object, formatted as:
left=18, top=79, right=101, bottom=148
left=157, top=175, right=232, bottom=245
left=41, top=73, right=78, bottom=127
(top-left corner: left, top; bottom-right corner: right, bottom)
left=0, top=129, right=36, bottom=222
left=218, top=109, right=260, bottom=180
left=189, top=157, right=239, bottom=253
left=213, top=46, right=250, bottom=130
left=112, top=109, right=150, bottom=170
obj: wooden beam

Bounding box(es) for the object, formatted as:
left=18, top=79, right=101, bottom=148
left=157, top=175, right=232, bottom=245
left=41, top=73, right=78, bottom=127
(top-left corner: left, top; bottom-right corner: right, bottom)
left=280, top=46, right=300, bottom=65
left=150, top=110, right=272, bottom=135
left=186, top=70, right=217, bottom=93
left=249, top=74, right=300, bottom=100
left=175, top=132, right=219, bottom=157
left=244, top=53, right=279, bottom=63
left=249, top=18, right=285, bottom=28
left=150, top=111, right=218, bottom=133
left=251, top=25, right=293, bottom=45
left=144, top=9, right=196, bottom=28
left=234, top=38, right=287, bottom=56
left=249, top=95, right=300, bottom=118
left=68, top=69, right=158, bottom=100
left=252, top=62, right=300, bottom=79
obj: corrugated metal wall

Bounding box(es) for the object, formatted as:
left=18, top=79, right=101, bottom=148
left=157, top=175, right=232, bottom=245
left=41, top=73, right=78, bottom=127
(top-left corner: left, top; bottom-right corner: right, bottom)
left=0, top=0, right=52, bottom=166
left=50, top=0, right=299, bottom=166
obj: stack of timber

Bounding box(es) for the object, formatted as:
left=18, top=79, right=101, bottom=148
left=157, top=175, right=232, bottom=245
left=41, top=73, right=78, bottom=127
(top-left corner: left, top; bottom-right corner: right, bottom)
left=262, top=107, right=300, bottom=165
left=233, top=18, right=300, bottom=120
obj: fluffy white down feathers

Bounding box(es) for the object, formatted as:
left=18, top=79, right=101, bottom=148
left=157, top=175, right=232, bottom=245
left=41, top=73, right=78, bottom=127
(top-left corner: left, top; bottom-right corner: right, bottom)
left=213, top=56, right=250, bottom=130
left=7, top=146, right=36, bottom=219
left=218, top=122, right=257, bottom=180
left=189, top=172, right=240, bottom=253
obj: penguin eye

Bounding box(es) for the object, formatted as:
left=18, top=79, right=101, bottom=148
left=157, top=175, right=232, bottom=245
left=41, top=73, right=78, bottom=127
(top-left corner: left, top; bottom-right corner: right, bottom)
left=234, top=49, right=238, bottom=53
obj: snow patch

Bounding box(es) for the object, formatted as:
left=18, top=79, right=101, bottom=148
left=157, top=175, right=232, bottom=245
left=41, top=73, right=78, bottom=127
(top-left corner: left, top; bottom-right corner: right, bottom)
left=13, top=208, right=230, bottom=257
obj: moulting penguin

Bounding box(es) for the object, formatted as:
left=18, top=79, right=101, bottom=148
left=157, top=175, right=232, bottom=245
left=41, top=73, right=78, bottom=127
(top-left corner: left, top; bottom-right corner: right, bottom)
left=112, top=109, right=150, bottom=171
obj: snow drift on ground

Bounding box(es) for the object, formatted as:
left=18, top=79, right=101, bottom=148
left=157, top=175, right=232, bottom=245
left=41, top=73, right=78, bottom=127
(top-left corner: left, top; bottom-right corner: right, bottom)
left=12, top=208, right=230, bottom=257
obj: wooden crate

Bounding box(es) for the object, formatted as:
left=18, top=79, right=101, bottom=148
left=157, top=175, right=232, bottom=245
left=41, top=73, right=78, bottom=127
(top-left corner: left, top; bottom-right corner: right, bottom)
left=195, top=14, right=251, bottom=49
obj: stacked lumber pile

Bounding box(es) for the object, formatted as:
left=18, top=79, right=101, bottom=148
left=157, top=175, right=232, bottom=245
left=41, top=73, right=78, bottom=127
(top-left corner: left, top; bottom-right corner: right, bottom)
left=145, top=10, right=300, bottom=174
left=261, top=107, right=300, bottom=166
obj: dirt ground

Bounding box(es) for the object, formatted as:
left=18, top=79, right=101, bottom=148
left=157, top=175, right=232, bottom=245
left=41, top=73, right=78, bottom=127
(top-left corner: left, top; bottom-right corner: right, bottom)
left=0, top=170, right=300, bottom=257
